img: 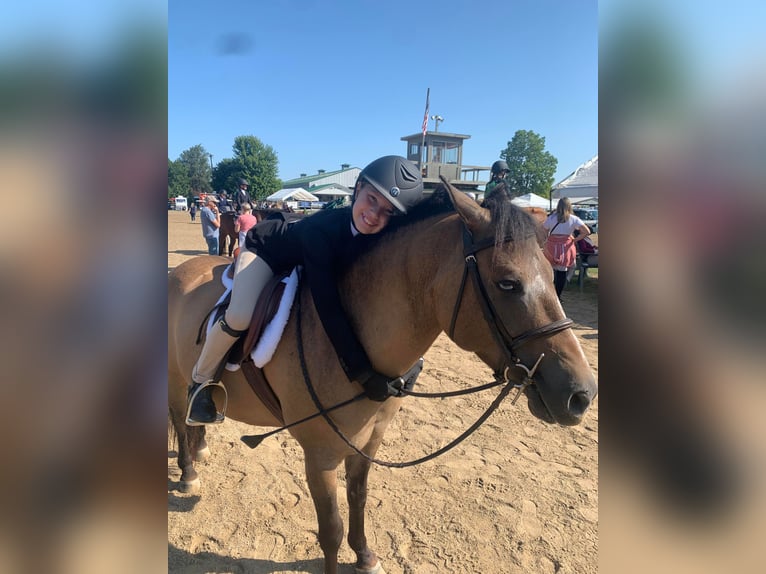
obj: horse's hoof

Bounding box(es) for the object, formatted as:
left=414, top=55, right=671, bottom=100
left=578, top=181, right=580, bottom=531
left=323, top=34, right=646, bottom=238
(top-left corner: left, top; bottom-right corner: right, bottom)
left=355, top=561, right=384, bottom=574
left=195, top=446, right=211, bottom=462
left=179, top=478, right=201, bottom=494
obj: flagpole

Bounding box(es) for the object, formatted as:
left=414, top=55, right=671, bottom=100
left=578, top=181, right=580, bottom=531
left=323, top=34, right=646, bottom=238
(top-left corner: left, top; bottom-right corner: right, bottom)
left=419, top=88, right=430, bottom=172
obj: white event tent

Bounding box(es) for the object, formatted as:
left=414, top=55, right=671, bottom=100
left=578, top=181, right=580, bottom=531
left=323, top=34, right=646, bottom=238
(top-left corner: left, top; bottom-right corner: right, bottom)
left=265, top=187, right=319, bottom=202
left=511, top=192, right=557, bottom=210
left=310, top=183, right=353, bottom=198
left=551, top=155, right=598, bottom=201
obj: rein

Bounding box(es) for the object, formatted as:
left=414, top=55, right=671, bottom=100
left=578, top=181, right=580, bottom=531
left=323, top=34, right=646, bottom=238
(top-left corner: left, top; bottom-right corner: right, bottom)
left=293, top=285, right=516, bottom=468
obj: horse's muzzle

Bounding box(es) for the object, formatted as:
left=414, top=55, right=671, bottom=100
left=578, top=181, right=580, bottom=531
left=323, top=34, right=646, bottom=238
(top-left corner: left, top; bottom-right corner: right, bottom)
left=525, top=380, right=596, bottom=426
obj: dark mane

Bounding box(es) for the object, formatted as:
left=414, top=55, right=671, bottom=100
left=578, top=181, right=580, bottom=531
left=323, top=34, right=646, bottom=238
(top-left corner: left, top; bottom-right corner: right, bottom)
left=386, top=183, right=539, bottom=249
left=384, top=186, right=455, bottom=232
left=482, top=189, right=541, bottom=247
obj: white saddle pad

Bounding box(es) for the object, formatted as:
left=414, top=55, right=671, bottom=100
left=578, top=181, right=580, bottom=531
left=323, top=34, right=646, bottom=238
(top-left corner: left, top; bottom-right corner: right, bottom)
left=207, top=266, right=300, bottom=371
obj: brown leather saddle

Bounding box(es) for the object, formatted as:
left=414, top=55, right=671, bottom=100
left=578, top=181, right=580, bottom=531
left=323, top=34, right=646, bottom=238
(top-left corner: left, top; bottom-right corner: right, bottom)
left=204, top=267, right=295, bottom=425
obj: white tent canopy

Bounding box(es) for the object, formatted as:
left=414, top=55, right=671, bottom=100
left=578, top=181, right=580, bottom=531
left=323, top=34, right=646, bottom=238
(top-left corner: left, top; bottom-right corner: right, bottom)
left=313, top=190, right=351, bottom=197
left=552, top=155, right=598, bottom=199
left=265, top=187, right=319, bottom=202
left=511, top=192, right=557, bottom=209
left=311, top=187, right=352, bottom=197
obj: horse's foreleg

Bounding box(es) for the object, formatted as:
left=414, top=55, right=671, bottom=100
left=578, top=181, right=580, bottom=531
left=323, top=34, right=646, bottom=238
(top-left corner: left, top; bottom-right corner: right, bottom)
left=305, top=455, right=343, bottom=574
left=194, top=434, right=210, bottom=461
left=228, top=235, right=236, bottom=257
left=345, top=454, right=383, bottom=574
left=169, top=408, right=203, bottom=494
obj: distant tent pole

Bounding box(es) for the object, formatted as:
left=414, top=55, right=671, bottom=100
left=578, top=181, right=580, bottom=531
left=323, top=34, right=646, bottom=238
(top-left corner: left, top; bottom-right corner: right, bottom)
left=419, top=88, right=430, bottom=171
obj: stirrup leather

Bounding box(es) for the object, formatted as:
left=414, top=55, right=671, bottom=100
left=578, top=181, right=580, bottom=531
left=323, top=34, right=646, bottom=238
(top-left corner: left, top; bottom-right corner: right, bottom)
left=185, top=381, right=228, bottom=426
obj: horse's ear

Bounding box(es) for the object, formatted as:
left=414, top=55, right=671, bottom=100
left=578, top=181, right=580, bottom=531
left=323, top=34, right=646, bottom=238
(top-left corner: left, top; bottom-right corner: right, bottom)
left=438, top=176, right=490, bottom=233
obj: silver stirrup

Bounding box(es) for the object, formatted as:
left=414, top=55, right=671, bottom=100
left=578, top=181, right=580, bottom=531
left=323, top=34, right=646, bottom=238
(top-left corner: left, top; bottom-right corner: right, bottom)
left=185, top=381, right=228, bottom=426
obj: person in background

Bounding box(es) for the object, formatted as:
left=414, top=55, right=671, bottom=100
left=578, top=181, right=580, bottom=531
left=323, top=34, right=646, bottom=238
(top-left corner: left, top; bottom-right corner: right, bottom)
left=199, top=196, right=220, bottom=255
left=483, top=160, right=510, bottom=201
left=542, top=197, right=591, bottom=300
left=189, top=202, right=197, bottom=222
left=217, top=190, right=233, bottom=214
left=234, top=202, right=258, bottom=248
left=234, top=178, right=250, bottom=214
left=186, top=155, right=425, bottom=425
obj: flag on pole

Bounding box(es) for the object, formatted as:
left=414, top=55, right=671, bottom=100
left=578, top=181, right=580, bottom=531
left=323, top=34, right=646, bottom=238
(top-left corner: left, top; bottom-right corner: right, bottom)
left=421, top=88, right=430, bottom=136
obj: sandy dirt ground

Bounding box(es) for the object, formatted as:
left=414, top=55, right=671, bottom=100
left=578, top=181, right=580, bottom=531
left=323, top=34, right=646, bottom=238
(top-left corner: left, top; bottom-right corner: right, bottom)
left=167, top=209, right=599, bottom=574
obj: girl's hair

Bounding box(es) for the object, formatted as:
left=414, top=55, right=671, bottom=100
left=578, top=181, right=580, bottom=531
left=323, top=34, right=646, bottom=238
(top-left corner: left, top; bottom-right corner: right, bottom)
left=555, top=197, right=573, bottom=223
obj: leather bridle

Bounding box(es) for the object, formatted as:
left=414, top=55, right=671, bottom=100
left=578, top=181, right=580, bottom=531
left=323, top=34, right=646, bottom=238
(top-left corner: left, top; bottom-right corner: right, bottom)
left=447, top=225, right=574, bottom=403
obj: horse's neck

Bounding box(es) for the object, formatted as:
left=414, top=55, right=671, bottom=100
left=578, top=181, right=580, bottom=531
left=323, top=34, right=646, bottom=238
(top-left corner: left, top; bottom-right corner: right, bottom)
left=341, top=214, right=460, bottom=375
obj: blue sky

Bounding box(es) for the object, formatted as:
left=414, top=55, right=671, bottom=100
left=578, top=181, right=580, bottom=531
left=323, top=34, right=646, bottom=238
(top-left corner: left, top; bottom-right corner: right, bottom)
left=169, top=0, right=598, bottom=184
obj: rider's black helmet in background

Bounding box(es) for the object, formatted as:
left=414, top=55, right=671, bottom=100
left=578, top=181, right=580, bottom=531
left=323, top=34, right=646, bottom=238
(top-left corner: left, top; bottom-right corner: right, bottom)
left=491, top=160, right=510, bottom=174
left=356, top=155, right=423, bottom=215
left=238, top=178, right=249, bottom=186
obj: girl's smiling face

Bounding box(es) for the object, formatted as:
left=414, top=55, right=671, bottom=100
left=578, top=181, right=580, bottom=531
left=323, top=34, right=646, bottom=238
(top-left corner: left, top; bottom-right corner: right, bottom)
left=352, top=182, right=397, bottom=234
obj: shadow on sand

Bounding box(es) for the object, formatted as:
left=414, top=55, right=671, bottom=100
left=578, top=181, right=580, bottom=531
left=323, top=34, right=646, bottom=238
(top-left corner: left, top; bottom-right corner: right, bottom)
left=168, top=544, right=327, bottom=574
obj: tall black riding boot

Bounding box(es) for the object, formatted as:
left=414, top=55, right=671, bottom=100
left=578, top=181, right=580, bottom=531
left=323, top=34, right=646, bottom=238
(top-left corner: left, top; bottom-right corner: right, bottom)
left=186, top=318, right=241, bottom=425
left=187, top=383, right=218, bottom=424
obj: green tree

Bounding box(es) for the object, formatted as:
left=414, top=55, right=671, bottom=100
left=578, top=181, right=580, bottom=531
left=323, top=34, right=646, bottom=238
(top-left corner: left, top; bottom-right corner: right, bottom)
left=211, top=158, right=238, bottom=194
left=177, top=144, right=213, bottom=196
left=168, top=158, right=190, bottom=199
left=500, top=130, right=558, bottom=198
left=228, top=135, right=281, bottom=201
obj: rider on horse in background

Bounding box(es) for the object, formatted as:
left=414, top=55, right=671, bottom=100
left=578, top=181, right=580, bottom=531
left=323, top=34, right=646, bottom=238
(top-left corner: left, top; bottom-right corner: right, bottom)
left=483, top=160, right=511, bottom=202
left=217, top=191, right=235, bottom=214
left=234, top=178, right=250, bottom=214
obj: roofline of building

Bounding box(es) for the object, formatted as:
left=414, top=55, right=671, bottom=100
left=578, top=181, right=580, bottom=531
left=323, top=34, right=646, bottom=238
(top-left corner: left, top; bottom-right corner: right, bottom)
left=400, top=132, right=471, bottom=141
left=282, top=166, right=360, bottom=186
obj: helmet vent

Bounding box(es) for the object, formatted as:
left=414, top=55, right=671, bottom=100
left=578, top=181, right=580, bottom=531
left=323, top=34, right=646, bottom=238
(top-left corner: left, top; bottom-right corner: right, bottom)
left=399, top=163, right=419, bottom=183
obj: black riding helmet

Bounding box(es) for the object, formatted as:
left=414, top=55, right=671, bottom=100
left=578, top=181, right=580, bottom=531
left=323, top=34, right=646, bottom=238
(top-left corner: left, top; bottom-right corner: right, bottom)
left=491, top=160, right=510, bottom=174
left=355, top=155, right=423, bottom=214
left=238, top=178, right=249, bottom=186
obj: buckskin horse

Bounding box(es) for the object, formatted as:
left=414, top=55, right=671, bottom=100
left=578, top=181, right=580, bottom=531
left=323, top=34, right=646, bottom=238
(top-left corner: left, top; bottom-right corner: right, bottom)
left=167, top=179, right=597, bottom=574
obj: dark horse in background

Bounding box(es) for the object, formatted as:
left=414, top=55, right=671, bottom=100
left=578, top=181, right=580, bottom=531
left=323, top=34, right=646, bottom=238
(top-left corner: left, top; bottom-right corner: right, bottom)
left=218, top=211, right=239, bottom=257
left=219, top=208, right=307, bottom=258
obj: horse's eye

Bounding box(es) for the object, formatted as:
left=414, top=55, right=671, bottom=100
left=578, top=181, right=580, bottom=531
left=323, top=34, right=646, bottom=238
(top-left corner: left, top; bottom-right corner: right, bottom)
left=498, top=279, right=521, bottom=292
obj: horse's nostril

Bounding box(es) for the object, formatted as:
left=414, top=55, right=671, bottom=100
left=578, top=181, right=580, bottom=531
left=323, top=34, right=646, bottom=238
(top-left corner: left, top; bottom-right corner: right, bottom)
left=568, top=391, right=591, bottom=416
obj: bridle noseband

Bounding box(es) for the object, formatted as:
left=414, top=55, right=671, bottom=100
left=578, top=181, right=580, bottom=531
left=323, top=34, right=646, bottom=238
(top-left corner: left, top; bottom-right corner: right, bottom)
left=448, top=225, right=574, bottom=402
